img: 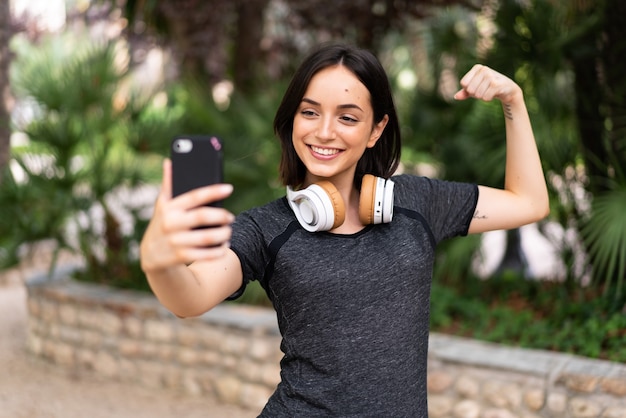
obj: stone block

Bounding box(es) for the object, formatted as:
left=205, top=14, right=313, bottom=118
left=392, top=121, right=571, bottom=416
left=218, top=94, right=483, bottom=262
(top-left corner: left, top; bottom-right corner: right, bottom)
left=199, top=327, right=224, bottom=349
left=123, top=316, right=143, bottom=338
left=428, top=394, right=454, bottom=418
left=27, top=334, right=43, bottom=356
left=144, top=319, right=174, bottom=342
left=428, top=370, right=454, bottom=393
left=118, top=339, right=142, bottom=358
left=140, top=342, right=160, bottom=359
left=40, top=300, right=58, bottom=323
left=484, top=381, right=521, bottom=409
left=58, top=324, right=83, bottom=345
left=214, top=375, right=243, bottom=405
left=547, top=392, right=568, bottom=414
left=177, top=326, right=200, bottom=347
left=94, top=351, right=119, bottom=378
left=77, top=308, right=103, bottom=330
left=58, top=303, right=78, bottom=326
left=221, top=334, right=247, bottom=356
left=137, top=360, right=166, bottom=390
left=561, top=374, right=600, bottom=393
left=52, top=342, right=75, bottom=366
left=200, top=349, right=221, bottom=366
left=602, top=405, right=626, bottom=418
left=523, top=388, right=545, bottom=411
left=27, top=297, right=40, bottom=317
left=482, top=408, right=517, bottom=418
left=75, top=348, right=96, bottom=370
left=161, top=366, right=183, bottom=391
left=178, top=347, right=199, bottom=365
left=196, top=369, right=219, bottom=395
left=156, top=343, right=174, bottom=361
left=240, top=382, right=272, bottom=411
left=601, top=377, right=626, bottom=397
left=455, top=375, right=480, bottom=398
left=98, top=311, right=123, bottom=335
left=81, top=329, right=103, bottom=349
left=453, top=399, right=481, bottom=418
left=118, top=358, right=139, bottom=382
left=249, top=339, right=278, bottom=361
left=569, top=397, right=602, bottom=418
left=222, top=355, right=238, bottom=371
left=237, top=359, right=262, bottom=383
left=260, top=363, right=281, bottom=387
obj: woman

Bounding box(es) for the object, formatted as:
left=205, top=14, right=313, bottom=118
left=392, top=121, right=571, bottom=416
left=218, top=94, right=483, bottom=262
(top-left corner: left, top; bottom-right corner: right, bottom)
left=140, top=44, right=549, bottom=416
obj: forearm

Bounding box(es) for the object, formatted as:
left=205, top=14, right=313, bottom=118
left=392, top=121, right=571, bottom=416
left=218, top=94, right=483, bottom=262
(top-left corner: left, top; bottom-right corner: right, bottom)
left=145, top=264, right=214, bottom=317
left=143, top=249, right=243, bottom=318
left=502, top=92, right=549, bottom=218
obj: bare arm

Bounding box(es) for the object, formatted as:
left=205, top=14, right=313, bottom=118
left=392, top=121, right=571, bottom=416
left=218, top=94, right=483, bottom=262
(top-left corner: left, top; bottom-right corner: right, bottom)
left=453, top=65, right=550, bottom=234
left=139, top=159, right=243, bottom=317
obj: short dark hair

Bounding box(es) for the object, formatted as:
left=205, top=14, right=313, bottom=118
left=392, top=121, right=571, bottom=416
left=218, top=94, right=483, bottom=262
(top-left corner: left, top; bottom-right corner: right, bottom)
left=274, top=43, right=402, bottom=188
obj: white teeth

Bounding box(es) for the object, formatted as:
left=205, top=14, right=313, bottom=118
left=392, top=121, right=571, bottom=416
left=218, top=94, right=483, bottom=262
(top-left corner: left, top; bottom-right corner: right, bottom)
left=311, top=146, right=339, bottom=156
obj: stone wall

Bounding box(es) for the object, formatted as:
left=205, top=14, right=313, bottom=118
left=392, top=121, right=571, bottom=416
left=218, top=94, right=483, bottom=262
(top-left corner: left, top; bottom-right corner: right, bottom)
left=26, top=278, right=626, bottom=417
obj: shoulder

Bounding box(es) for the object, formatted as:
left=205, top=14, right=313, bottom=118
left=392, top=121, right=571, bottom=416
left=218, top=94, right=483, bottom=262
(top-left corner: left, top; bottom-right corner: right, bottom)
left=232, top=196, right=294, bottom=238
left=391, top=173, right=478, bottom=213
left=392, top=173, right=477, bottom=196
left=237, top=196, right=291, bottom=222
left=391, top=174, right=444, bottom=203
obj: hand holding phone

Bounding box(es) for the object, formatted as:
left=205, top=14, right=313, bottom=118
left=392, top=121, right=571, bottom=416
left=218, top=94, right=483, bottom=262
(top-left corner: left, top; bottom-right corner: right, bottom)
left=140, top=136, right=232, bottom=273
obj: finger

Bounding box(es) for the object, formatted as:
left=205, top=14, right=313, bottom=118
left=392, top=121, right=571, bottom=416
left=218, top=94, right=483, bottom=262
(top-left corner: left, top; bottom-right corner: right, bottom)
left=474, top=77, right=494, bottom=101
left=176, top=242, right=231, bottom=263
left=162, top=206, right=235, bottom=232
left=459, top=64, right=485, bottom=88
left=162, top=158, right=173, bottom=200
left=170, top=184, right=234, bottom=211
left=169, top=225, right=233, bottom=248
left=453, top=89, right=470, bottom=101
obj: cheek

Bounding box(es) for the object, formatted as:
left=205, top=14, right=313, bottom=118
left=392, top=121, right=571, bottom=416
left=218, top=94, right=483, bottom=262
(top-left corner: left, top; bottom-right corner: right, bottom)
left=292, top=116, right=310, bottom=136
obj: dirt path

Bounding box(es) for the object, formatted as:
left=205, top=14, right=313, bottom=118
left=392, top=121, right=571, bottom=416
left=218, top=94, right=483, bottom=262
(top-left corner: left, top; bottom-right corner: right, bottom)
left=0, top=279, right=257, bottom=418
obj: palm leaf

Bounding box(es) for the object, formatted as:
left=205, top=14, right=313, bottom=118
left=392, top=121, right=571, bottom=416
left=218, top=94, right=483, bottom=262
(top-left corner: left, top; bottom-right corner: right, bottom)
left=581, top=187, right=626, bottom=297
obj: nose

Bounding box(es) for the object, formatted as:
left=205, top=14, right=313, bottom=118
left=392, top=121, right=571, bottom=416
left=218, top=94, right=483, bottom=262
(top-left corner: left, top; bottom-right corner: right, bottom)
left=315, top=115, right=336, bottom=141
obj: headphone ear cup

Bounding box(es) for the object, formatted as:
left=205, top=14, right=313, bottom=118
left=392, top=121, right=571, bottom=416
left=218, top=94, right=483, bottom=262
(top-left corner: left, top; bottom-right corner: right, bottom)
left=359, top=174, right=377, bottom=225
left=359, top=175, right=395, bottom=225
left=316, top=181, right=346, bottom=230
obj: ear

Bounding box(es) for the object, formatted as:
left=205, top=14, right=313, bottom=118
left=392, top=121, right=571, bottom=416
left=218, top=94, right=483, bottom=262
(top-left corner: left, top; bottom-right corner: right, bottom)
left=367, top=114, right=389, bottom=148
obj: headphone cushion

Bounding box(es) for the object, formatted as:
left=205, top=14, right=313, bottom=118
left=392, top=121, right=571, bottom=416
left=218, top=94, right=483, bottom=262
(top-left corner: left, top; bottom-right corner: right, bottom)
left=358, top=174, right=377, bottom=225
left=316, top=181, right=346, bottom=229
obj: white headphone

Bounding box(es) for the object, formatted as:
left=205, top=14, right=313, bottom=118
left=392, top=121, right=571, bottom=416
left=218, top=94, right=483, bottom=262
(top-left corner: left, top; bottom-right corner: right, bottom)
left=286, top=174, right=395, bottom=232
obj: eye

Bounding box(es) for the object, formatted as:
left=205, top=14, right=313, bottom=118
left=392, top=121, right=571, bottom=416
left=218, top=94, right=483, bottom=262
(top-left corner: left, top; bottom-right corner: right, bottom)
left=300, top=109, right=318, bottom=118
left=340, top=115, right=358, bottom=124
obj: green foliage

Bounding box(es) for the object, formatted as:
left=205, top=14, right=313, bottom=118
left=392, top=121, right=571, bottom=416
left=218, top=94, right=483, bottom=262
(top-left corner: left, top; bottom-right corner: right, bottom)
left=581, top=186, right=626, bottom=298
left=1, top=36, right=177, bottom=289
left=164, top=80, right=285, bottom=215
left=430, top=276, right=626, bottom=362
left=1, top=34, right=282, bottom=304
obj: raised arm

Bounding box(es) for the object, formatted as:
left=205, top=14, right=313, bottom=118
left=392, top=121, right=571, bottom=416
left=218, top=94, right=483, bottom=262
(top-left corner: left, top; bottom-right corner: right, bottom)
left=139, top=159, right=243, bottom=317
left=453, top=64, right=550, bottom=234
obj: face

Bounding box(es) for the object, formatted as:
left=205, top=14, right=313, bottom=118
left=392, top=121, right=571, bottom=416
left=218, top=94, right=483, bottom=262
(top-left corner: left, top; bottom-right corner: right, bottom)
left=292, top=65, right=388, bottom=187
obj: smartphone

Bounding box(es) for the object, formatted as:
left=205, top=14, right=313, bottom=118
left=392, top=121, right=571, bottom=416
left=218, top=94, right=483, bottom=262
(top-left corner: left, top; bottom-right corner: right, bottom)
left=171, top=135, right=224, bottom=207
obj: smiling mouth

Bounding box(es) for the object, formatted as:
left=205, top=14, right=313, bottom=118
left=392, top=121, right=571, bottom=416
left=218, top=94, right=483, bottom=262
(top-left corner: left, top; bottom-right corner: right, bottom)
left=310, top=145, right=341, bottom=156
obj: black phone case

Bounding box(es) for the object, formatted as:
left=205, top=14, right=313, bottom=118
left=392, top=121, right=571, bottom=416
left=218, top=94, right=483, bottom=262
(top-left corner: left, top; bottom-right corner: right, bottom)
left=171, top=135, right=224, bottom=206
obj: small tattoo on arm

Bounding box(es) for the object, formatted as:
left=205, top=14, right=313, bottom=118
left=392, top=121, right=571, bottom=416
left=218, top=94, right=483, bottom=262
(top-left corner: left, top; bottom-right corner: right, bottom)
left=473, top=210, right=488, bottom=220
left=503, top=103, right=514, bottom=121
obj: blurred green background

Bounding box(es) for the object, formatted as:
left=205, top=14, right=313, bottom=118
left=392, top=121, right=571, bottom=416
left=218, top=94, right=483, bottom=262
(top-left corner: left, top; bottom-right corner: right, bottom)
left=0, top=0, right=624, bottom=361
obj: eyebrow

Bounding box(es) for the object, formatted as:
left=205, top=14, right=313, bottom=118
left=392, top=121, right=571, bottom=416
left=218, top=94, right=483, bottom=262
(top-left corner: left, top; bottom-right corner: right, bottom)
left=301, top=97, right=363, bottom=112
